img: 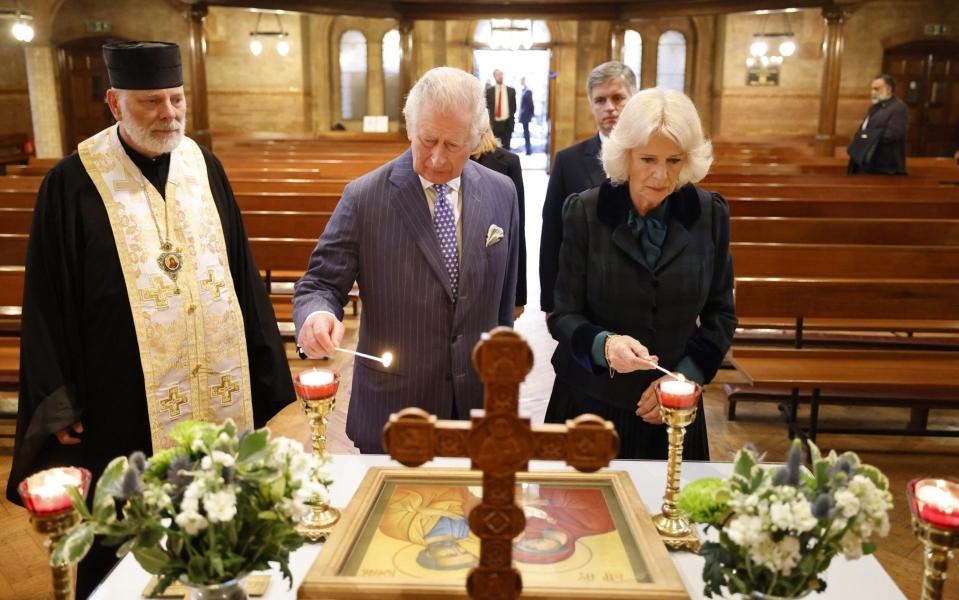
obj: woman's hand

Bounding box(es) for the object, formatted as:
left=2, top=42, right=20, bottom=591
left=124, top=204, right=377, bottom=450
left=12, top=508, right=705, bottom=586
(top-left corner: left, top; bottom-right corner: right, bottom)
left=635, top=375, right=673, bottom=424
left=606, top=335, right=659, bottom=374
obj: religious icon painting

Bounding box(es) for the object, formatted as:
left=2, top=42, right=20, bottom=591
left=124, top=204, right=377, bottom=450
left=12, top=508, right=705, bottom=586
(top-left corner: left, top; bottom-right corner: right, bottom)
left=301, top=468, right=689, bottom=599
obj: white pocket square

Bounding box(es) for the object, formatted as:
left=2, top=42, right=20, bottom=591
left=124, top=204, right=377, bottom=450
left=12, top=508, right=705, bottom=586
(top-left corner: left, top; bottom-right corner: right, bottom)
left=486, top=224, right=504, bottom=247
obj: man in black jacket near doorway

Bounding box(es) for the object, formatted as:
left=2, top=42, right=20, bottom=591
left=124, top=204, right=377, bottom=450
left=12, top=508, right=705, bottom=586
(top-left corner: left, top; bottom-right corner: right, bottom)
left=539, top=61, right=637, bottom=314
left=847, top=74, right=909, bottom=175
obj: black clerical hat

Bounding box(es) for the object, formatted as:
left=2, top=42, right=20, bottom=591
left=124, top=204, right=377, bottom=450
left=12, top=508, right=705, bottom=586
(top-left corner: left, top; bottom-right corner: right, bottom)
left=102, top=41, right=183, bottom=90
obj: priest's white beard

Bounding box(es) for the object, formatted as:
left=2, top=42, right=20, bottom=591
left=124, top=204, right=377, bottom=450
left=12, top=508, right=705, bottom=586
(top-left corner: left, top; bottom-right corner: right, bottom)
left=121, top=118, right=183, bottom=155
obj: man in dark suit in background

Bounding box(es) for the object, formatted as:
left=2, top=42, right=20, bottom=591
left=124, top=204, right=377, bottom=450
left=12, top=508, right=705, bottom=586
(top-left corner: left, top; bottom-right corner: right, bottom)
left=847, top=74, right=909, bottom=175
left=519, top=77, right=534, bottom=155
left=539, top=61, right=637, bottom=314
left=294, top=67, right=520, bottom=454
left=486, top=69, right=517, bottom=150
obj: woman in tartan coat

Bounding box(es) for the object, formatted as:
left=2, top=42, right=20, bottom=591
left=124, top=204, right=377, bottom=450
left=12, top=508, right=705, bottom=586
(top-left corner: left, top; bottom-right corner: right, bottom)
left=545, top=88, right=737, bottom=460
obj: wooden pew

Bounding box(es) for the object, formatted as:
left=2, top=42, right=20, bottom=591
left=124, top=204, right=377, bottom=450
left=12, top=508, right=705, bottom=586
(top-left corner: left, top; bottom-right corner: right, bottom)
left=729, top=347, right=959, bottom=439
left=710, top=182, right=959, bottom=201
left=732, top=243, right=959, bottom=279
left=242, top=211, right=331, bottom=239
left=727, top=197, right=959, bottom=218
left=730, top=278, right=959, bottom=438
left=731, top=217, right=959, bottom=246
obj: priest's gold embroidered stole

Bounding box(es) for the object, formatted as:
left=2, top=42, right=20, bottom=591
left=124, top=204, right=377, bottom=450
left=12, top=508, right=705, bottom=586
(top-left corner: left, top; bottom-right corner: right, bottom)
left=78, top=125, right=254, bottom=450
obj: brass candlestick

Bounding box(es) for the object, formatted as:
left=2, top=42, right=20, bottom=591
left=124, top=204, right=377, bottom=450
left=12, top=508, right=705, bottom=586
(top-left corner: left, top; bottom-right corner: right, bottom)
left=908, top=478, right=959, bottom=600
left=34, top=509, right=80, bottom=600
left=911, top=515, right=957, bottom=600
left=18, top=467, right=91, bottom=600
left=652, top=381, right=702, bottom=552
left=293, top=369, right=341, bottom=542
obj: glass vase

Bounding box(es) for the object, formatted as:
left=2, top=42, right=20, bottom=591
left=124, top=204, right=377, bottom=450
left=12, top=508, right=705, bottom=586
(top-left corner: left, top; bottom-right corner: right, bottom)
left=180, top=575, right=248, bottom=600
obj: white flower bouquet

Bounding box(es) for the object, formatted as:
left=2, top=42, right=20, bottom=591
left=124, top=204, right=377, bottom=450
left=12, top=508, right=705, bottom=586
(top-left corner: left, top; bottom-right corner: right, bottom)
left=676, top=440, right=893, bottom=598
left=52, top=420, right=330, bottom=593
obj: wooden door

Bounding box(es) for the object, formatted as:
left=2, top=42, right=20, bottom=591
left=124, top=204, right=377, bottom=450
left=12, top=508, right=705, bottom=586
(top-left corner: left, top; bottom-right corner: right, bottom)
left=884, top=40, right=959, bottom=157
left=58, top=36, right=122, bottom=155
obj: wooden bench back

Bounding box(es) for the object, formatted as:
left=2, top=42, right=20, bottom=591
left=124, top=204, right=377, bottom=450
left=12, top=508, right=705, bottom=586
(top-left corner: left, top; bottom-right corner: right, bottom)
left=732, top=243, right=959, bottom=279
left=727, top=197, right=959, bottom=218
left=731, top=217, right=959, bottom=246
left=734, top=278, right=959, bottom=321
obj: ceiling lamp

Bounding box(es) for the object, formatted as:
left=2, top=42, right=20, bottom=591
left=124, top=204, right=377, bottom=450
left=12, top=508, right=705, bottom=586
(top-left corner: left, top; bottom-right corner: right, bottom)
left=3, top=8, right=33, bottom=43
left=490, top=19, right=533, bottom=51
left=749, top=40, right=768, bottom=57
left=750, top=10, right=796, bottom=62
left=249, top=11, right=290, bottom=57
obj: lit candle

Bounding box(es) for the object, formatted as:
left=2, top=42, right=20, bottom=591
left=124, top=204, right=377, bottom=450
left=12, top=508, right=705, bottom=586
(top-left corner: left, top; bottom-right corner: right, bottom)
left=18, top=467, right=90, bottom=515
left=911, top=478, right=959, bottom=530
left=658, top=379, right=700, bottom=409
left=294, top=368, right=340, bottom=400
left=300, top=370, right=334, bottom=387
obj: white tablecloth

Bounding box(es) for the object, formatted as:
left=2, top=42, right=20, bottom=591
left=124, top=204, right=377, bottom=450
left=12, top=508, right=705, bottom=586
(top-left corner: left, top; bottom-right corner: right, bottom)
left=91, top=455, right=905, bottom=599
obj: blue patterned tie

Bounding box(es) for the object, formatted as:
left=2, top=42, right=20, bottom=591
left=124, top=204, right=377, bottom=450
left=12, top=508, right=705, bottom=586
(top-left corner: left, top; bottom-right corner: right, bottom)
left=432, top=183, right=459, bottom=299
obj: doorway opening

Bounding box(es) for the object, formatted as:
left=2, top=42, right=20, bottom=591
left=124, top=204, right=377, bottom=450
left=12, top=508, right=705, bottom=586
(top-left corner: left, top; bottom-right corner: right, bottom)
left=473, top=48, right=551, bottom=171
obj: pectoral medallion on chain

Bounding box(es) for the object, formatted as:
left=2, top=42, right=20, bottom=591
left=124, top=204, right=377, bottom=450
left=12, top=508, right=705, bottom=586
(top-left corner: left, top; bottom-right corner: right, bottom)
left=157, top=242, right=184, bottom=287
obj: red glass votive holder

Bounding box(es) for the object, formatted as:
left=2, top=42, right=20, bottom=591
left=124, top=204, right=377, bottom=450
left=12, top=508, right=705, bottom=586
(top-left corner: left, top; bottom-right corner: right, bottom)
left=909, top=478, right=959, bottom=531
left=656, top=379, right=702, bottom=410
left=18, top=467, right=91, bottom=515
left=294, top=368, right=340, bottom=400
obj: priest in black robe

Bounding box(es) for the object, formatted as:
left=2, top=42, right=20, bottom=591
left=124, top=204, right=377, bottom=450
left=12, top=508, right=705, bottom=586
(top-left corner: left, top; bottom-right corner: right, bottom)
left=6, top=41, right=294, bottom=597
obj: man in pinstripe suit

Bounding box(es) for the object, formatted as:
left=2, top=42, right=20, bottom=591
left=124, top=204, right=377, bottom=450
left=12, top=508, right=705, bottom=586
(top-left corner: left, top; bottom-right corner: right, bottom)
left=294, top=67, right=520, bottom=453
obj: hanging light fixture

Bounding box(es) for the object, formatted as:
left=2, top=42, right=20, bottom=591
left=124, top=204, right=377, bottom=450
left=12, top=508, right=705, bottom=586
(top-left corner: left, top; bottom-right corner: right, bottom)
left=779, top=39, right=796, bottom=57
left=749, top=9, right=795, bottom=63
left=489, top=19, right=533, bottom=51
left=2, top=6, right=34, bottom=43
left=248, top=10, right=290, bottom=57
left=749, top=40, right=768, bottom=57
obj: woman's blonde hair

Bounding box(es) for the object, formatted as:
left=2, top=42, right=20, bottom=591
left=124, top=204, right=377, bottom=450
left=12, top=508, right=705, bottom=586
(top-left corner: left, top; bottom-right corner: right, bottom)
left=471, top=128, right=501, bottom=158
left=601, top=87, right=713, bottom=187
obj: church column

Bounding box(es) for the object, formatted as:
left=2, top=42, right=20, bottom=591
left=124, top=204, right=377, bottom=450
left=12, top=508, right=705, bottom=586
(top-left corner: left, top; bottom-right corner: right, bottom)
left=368, top=34, right=385, bottom=117
left=814, top=4, right=846, bottom=158
left=23, top=44, right=63, bottom=158
left=609, top=24, right=625, bottom=63
left=186, top=3, right=212, bottom=149
left=398, top=19, right=414, bottom=132
left=21, top=1, right=63, bottom=158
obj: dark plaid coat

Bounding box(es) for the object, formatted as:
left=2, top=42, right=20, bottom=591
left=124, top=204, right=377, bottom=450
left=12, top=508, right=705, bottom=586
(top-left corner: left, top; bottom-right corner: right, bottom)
left=547, top=181, right=737, bottom=414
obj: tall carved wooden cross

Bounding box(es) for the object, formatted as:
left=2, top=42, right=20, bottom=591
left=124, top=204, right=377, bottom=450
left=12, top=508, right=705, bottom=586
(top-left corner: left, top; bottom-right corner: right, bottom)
left=382, top=327, right=620, bottom=600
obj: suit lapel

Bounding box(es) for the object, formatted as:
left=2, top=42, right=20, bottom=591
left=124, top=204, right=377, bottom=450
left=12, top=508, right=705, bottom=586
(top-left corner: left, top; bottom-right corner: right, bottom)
left=389, top=151, right=455, bottom=299
left=458, top=162, right=489, bottom=305
left=655, top=220, right=690, bottom=273
left=611, top=223, right=652, bottom=274
left=583, top=135, right=605, bottom=188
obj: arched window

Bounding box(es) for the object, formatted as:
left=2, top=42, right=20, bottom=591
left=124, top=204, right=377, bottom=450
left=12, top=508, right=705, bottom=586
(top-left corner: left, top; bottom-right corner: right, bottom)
left=339, top=30, right=367, bottom=120
left=656, top=30, right=686, bottom=92
left=382, top=29, right=401, bottom=121
left=624, top=30, right=642, bottom=87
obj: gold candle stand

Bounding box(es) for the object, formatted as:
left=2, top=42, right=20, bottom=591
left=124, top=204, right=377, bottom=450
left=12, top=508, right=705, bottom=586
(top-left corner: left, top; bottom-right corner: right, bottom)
left=911, top=514, right=957, bottom=600
left=34, top=508, right=80, bottom=600
left=651, top=381, right=702, bottom=552
left=293, top=370, right=341, bottom=542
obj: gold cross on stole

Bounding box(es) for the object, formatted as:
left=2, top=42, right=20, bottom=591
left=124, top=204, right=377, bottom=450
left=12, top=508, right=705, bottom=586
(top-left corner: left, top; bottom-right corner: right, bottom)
left=159, top=388, right=189, bottom=419
left=382, top=328, right=620, bottom=600
left=211, top=374, right=240, bottom=407
left=201, top=269, right=226, bottom=299
left=139, top=276, right=179, bottom=309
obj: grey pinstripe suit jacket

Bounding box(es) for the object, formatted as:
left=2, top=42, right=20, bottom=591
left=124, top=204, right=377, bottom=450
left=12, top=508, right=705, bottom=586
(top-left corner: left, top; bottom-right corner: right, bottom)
left=293, top=150, right=520, bottom=451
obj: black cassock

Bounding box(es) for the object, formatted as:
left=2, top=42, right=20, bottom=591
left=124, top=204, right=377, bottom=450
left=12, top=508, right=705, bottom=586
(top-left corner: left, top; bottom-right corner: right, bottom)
left=5, top=142, right=295, bottom=594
